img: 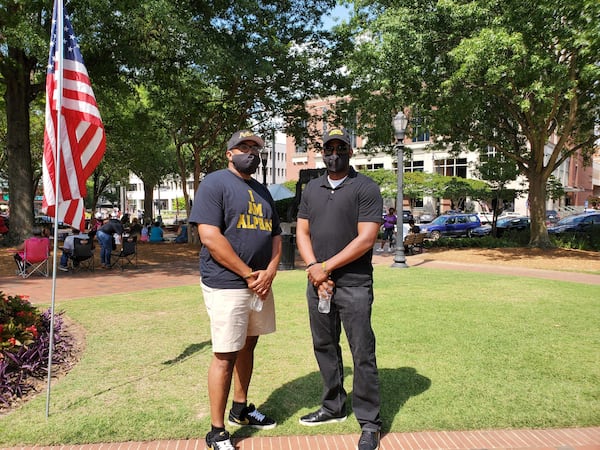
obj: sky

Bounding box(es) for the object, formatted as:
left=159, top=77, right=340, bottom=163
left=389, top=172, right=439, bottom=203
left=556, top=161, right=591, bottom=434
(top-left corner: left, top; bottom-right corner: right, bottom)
left=321, top=3, right=353, bottom=30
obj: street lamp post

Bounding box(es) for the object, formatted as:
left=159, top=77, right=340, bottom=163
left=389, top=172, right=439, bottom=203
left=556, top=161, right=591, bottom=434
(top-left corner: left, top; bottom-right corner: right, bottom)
left=392, top=111, right=409, bottom=268
left=260, top=148, right=269, bottom=186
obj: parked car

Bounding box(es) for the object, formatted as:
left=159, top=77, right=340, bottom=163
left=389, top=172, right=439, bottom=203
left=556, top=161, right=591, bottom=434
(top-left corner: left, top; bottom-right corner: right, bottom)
left=34, top=215, right=65, bottom=227
left=470, top=224, right=492, bottom=237
left=477, top=212, right=494, bottom=225
left=498, top=212, right=521, bottom=220
left=495, top=216, right=530, bottom=237
left=418, top=212, right=435, bottom=223
left=545, top=210, right=560, bottom=226
left=34, top=215, right=70, bottom=238
left=402, top=210, right=414, bottom=223
left=420, top=213, right=481, bottom=240
left=547, top=212, right=600, bottom=234
left=471, top=216, right=530, bottom=238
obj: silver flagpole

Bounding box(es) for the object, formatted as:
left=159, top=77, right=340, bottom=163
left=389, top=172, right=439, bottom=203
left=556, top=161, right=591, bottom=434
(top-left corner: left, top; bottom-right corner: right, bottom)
left=46, top=0, right=63, bottom=418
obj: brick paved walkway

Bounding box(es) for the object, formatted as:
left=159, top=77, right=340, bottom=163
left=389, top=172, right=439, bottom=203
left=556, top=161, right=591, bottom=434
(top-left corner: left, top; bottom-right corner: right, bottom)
left=2, top=426, right=598, bottom=450
left=1, top=251, right=598, bottom=450
left=2, top=251, right=598, bottom=305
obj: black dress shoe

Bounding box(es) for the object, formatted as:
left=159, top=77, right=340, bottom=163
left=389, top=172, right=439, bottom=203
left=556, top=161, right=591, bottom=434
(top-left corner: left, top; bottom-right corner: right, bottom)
left=299, top=408, right=347, bottom=426
left=358, top=430, right=380, bottom=450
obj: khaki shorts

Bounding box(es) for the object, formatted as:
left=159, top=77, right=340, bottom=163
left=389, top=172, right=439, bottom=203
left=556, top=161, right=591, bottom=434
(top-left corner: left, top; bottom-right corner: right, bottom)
left=201, top=282, right=276, bottom=353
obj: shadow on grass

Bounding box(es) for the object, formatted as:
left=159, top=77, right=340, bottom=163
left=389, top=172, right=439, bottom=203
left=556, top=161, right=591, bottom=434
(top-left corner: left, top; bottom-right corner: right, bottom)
left=162, top=341, right=212, bottom=365
left=233, top=366, right=430, bottom=437
left=62, top=340, right=212, bottom=410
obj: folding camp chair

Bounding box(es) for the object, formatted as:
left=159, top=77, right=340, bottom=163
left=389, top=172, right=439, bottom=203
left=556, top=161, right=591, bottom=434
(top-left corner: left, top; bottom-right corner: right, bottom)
left=16, top=237, right=50, bottom=278
left=70, top=237, right=95, bottom=272
left=111, top=234, right=137, bottom=270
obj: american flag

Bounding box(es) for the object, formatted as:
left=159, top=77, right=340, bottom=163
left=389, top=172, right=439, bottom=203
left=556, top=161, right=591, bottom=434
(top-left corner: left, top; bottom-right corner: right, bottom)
left=42, top=0, right=105, bottom=231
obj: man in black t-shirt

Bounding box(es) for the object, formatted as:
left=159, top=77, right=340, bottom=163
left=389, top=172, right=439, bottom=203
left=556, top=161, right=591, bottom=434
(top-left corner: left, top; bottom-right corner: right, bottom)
left=189, top=130, right=282, bottom=450
left=296, top=127, right=383, bottom=450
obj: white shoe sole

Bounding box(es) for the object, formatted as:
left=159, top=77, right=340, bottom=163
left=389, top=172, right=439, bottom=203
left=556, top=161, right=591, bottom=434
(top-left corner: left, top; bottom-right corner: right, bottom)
left=227, top=419, right=277, bottom=430
left=298, top=415, right=347, bottom=426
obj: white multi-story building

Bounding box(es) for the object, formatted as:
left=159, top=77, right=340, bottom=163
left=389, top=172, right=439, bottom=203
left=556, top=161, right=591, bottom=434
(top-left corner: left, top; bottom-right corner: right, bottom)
left=122, top=130, right=289, bottom=221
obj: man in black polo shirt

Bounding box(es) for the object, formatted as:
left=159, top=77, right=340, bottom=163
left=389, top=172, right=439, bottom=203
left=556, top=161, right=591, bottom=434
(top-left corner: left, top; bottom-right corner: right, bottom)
left=296, top=127, right=383, bottom=450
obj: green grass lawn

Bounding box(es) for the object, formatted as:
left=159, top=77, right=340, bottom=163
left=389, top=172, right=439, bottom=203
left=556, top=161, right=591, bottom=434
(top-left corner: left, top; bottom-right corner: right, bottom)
left=1, top=266, right=598, bottom=446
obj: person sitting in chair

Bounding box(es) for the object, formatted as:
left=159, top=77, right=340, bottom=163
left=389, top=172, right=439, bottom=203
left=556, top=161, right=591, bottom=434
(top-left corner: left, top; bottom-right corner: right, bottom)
left=58, top=227, right=89, bottom=271
left=403, top=219, right=421, bottom=253
left=174, top=223, right=188, bottom=243
left=148, top=221, right=164, bottom=243
left=128, top=217, right=143, bottom=239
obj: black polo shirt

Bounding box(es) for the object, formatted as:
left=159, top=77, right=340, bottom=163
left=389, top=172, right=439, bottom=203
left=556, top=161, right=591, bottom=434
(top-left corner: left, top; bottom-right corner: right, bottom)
left=297, top=167, right=383, bottom=286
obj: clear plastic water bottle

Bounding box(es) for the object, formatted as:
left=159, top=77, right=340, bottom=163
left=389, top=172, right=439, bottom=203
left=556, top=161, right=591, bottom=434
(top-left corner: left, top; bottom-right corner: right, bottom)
left=318, top=291, right=331, bottom=314
left=250, top=294, right=263, bottom=312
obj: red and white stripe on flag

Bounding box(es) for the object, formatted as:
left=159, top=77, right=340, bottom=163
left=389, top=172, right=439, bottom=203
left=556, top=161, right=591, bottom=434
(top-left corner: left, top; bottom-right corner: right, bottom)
left=42, top=0, right=105, bottom=231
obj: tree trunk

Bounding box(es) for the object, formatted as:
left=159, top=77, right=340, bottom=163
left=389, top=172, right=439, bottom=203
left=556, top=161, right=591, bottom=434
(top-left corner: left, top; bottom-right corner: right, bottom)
left=143, top=182, right=155, bottom=224
left=3, top=47, right=35, bottom=244
left=527, top=169, right=552, bottom=248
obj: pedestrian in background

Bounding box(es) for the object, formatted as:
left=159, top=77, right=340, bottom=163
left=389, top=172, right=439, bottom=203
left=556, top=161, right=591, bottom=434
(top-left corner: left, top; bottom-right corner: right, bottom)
left=377, top=207, right=397, bottom=252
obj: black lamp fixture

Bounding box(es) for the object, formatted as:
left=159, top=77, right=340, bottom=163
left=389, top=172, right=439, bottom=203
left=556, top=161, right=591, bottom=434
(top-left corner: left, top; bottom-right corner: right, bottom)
left=259, top=148, right=269, bottom=186
left=392, top=111, right=409, bottom=268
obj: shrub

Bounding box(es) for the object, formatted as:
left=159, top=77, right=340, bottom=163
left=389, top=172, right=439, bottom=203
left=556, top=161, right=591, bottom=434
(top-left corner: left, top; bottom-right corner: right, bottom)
left=425, top=236, right=521, bottom=249
left=0, top=292, right=74, bottom=409
left=550, top=229, right=600, bottom=251
left=425, top=228, right=599, bottom=251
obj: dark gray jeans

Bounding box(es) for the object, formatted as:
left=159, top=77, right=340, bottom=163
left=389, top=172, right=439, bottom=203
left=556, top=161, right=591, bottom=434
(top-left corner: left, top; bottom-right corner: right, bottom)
left=306, top=282, right=382, bottom=432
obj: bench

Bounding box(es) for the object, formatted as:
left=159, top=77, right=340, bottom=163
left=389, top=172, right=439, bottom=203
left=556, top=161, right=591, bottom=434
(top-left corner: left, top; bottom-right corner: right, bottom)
left=403, top=233, right=425, bottom=255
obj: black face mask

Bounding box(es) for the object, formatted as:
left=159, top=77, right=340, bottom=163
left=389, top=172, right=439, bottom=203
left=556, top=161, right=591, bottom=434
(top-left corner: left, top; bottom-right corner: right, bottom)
left=323, top=153, right=350, bottom=173
left=232, top=153, right=260, bottom=175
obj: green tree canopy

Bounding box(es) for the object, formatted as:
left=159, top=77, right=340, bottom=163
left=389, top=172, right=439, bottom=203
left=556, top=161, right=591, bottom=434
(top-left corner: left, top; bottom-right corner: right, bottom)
left=1, top=0, right=338, bottom=243
left=364, top=168, right=491, bottom=211
left=337, top=0, right=600, bottom=248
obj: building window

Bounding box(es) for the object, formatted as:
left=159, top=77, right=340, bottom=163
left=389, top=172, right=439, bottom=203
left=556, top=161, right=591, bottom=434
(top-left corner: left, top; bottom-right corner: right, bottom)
left=348, top=128, right=358, bottom=149
left=484, top=145, right=496, bottom=157
left=355, top=163, right=384, bottom=171
left=435, top=158, right=468, bottom=178
left=411, top=115, right=430, bottom=142
left=296, top=120, right=308, bottom=153
left=406, top=160, right=424, bottom=172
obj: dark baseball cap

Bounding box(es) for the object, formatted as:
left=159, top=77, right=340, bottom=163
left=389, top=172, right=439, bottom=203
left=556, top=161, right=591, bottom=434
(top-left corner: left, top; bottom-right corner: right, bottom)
left=323, top=127, right=351, bottom=146
left=227, top=130, right=264, bottom=150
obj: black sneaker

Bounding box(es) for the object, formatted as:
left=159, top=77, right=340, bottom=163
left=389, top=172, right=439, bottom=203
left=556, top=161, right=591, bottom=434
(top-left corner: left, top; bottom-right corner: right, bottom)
left=205, top=430, right=235, bottom=450
left=228, top=403, right=276, bottom=430
left=357, top=430, right=380, bottom=450
left=299, top=407, right=347, bottom=426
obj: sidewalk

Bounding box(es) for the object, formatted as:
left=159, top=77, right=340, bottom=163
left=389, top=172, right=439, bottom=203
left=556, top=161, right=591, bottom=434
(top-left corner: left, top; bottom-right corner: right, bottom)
left=3, top=426, right=599, bottom=450
left=1, top=252, right=598, bottom=450
left=2, top=250, right=598, bottom=305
